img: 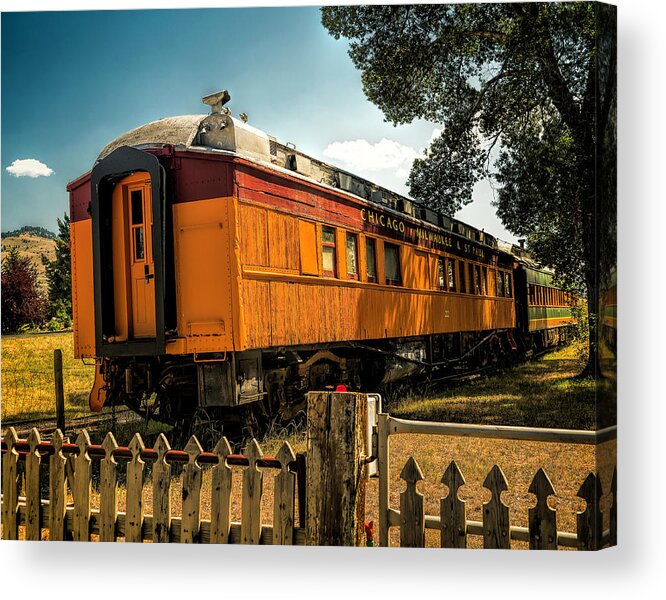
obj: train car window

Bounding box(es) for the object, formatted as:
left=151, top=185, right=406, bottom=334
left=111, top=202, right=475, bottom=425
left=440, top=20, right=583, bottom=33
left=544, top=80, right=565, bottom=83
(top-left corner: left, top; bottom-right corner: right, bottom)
left=130, top=190, right=145, bottom=261
left=133, top=227, right=145, bottom=261
left=131, top=190, right=143, bottom=225
left=447, top=259, right=456, bottom=291
left=438, top=257, right=446, bottom=290
left=365, top=237, right=377, bottom=282
left=458, top=261, right=467, bottom=293
left=322, top=226, right=337, bottom=277
left=473, top=264, right=480, bottom=294
left=505, top=273, right=512, bottom=297
left=384, top=243, right=402, bottom=286
left=481, top=267, right=487, bottom=295
left=497, top=271, right=505, bottom=297
left=346, top=233, right=359, bottom=280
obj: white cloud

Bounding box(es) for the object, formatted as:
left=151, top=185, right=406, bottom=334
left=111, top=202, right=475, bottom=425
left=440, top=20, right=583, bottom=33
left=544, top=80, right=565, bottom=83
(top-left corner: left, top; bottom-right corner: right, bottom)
left=322, top=127, right=442, bottom=180
left=5, top=158, right=54, bottom=178
left=323, top=137, right=421, bottom=177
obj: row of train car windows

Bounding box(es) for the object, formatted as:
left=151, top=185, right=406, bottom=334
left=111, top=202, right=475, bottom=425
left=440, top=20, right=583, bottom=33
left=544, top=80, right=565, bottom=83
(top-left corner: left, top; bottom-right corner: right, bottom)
left=318, top=225, right=512, bottom=297
left=528, top=284, right=574, bottom=306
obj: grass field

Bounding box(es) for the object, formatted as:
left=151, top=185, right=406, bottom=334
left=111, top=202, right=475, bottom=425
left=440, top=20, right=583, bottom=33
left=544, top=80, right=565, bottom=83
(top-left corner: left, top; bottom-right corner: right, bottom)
left=1, top=331, right=95, bottom=422
left=387, top=342, right=600, bottom=429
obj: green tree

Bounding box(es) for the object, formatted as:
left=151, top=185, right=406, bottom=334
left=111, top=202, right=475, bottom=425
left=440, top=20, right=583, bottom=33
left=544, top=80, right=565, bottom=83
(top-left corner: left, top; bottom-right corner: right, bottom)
left=322, top=2, right=616, bottom=375
left=42, top=213, right=72, bottom=327
left=1, top=247, right=47, bottom=333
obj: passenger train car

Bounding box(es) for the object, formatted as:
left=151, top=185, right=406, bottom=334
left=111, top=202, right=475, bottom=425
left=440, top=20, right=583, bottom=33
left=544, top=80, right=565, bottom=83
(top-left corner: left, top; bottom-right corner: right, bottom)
left=67, top=90, right=577, bottom=431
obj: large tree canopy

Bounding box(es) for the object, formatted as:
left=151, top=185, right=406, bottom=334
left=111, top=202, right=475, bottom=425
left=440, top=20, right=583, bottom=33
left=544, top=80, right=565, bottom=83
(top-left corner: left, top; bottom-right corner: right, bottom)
left=322, top=2, right=616, bottom=373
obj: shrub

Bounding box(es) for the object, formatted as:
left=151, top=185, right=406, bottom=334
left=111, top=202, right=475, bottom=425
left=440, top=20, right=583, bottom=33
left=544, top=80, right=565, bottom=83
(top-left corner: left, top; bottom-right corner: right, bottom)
left=1, top=247, right=47, bottom=333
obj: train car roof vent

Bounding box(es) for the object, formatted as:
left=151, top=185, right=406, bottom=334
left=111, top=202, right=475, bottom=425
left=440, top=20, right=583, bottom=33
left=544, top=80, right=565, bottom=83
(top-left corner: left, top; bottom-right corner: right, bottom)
left=202, top=90, right=231, bottom=114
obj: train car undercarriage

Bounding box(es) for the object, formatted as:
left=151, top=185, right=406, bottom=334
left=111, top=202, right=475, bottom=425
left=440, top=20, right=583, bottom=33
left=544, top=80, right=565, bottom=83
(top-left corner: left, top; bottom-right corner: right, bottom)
left=91, top=326, right=573, bottom=443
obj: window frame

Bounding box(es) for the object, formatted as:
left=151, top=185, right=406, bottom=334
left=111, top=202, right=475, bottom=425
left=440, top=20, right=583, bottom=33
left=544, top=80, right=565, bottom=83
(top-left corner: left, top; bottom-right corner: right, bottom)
left=321, top=226, right=337, bottom=278
left=345, top=232, right=359, bottom=280
left=458, top=260, right=467, bottom=294
left=447, top=258, right=456, bottom=292
left=365, top=236, right=377, bottom=283
left=384, top=242, right=402, bottom=286
left=437, top=256, right=446, bottom=290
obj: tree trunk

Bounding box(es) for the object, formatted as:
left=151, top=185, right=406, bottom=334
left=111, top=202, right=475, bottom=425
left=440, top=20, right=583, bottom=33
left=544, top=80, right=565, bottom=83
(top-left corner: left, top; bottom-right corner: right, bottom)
left=579, top=278, right=600, bottom=379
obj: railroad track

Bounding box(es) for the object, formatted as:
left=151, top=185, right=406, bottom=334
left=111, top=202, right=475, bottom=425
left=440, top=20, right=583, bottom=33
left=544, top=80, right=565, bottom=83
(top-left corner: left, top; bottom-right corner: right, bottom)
left=1, top=408, right=142, bottom=437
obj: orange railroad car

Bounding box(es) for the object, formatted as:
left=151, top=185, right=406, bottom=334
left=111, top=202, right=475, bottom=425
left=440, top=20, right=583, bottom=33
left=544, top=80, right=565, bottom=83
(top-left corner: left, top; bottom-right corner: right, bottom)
left=67, top=90, right=575, bottom=433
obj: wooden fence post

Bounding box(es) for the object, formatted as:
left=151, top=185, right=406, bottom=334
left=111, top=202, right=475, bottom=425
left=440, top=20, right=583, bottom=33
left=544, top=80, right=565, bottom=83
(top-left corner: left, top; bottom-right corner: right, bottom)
left=399, top=456, right=425, bottom=548
left=441, top=460, right=467, bottom=548
left=240, top=439, right=264, bottom=545
left=577, top=472, right=602, bottom=551
left=49, top=430, right=68, bottom=541
left=210, top=436, right=233, bottom=544
left=273, top=442, right=296, bottom=545
left=54, top=349, right=65, bottom=433
left=125, top=433, right=145, bottom=543
left=25, top=428, right=42, bottom=541
left=152, top=433, right=172, bottom=543
left=305, top=391, right=367, bottom=547
left=181, top=436, right=203, bottom=543
left=483, top=464, right=511, bottom=549
left=528, top=468, right=557, bottom=550
left=73, top=430, right=92, bottom=542
left=99, top=432, right=119, bottom=542
left=377, top=413, right=390, bottom=547
left=1, top=427, right=19, bottom=540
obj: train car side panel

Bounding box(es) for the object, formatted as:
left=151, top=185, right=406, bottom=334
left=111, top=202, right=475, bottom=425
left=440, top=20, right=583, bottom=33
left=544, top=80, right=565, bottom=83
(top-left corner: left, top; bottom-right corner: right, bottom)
left=68, top=175, right=96, bottom=358
left=70, top=217, right=96, bottom=357
left=170, top=196, right=236, bottom=353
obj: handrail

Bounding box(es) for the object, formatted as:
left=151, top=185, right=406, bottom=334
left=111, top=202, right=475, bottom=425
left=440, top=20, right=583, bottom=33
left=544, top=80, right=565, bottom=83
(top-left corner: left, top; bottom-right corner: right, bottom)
left=381, top=413, right=617, bottom=445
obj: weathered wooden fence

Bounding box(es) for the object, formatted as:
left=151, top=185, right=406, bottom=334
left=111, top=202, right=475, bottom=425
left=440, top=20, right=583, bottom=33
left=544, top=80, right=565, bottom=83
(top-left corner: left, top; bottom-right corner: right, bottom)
left=1, top=391, right=370, bottom=545
left=2, top=392, right=618, bottom=550
left=1, top=427, right=303, bottom=544
left=378, top=414, right=617, bottom=550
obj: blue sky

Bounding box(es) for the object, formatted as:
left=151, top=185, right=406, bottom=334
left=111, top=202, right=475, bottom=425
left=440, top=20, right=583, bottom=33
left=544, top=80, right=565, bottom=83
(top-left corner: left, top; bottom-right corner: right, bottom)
left=1, top=7, right=516, bottom=242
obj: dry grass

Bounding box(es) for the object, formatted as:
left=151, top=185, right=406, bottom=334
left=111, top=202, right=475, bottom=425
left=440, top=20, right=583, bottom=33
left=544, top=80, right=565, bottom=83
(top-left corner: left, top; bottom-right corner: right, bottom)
left=1, top=331, right=95, bottom=422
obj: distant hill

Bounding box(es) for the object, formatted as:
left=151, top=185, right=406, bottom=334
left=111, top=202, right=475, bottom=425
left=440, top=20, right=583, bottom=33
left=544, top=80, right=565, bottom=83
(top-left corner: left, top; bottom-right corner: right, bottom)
left=1, top=225, right=56, bottom=240
left=1, top=228, right=57, bottom=291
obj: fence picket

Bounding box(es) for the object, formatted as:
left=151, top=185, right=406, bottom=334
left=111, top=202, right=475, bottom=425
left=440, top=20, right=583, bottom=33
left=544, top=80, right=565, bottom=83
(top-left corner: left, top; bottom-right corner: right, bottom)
left=99, top=432, right=118, bottom=542
left=483, top=464, right=510, bottom=549
left=152, top=433, right=172, bottom=543
left=610, top=467, right=617, bottom=547
left=73, top=430, right=92, bottom=541
left=399, top=456, right=425, bottom=548
left=49, top=429, right=68, bottom=541
left=2, top=427, right=19, bottom=540
left=181, top=436, right=203, bottom=543
left=210, top=436, right=233, bottom=544
left=440, top=460, right=466, bottom=548
left=273, top=442, right=296, bottom=545
left=241, top=439, right=264, bottom=544
left=125, top=433, right=145, bottom=543
left=528, top=468, right=557, bottom=550
left=576, top=473, right=602, bottom=551
left=25, top=428, right=42, bottom=541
